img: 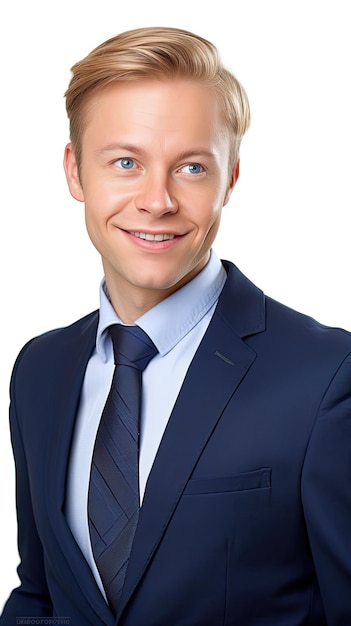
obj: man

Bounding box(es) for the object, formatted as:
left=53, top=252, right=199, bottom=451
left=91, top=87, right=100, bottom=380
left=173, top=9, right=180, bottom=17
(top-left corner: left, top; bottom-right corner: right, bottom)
left=1, top=26, right=351, bottom=626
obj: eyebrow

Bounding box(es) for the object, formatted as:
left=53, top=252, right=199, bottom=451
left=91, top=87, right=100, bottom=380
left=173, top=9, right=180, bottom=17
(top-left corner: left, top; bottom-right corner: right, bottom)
left=97, top=143, right=146, bottom=157
left=97, top=143, right=217, bottom=161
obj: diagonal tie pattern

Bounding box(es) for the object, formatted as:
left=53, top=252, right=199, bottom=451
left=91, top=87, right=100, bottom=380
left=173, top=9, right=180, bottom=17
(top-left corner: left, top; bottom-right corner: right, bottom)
left=88, top=324, right=158, bottom=615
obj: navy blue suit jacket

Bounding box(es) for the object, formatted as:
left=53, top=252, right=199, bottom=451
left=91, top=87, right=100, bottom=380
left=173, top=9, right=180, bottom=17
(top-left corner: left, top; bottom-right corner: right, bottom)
left=1, top=261, right=351, bottom=625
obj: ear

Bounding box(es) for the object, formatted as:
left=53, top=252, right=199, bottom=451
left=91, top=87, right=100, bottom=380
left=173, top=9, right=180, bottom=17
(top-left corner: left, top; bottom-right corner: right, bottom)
left=223, top=159, right=240, bottom=206
left=63, top=143, right=85, bottom=202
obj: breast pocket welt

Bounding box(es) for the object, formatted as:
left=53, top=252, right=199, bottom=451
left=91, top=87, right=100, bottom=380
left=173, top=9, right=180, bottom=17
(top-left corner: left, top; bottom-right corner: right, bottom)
left=183, top=467, right=271, bottom=495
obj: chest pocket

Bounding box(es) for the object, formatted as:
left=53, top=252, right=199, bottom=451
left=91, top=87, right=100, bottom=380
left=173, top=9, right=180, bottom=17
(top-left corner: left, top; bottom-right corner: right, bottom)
left=183, top=467, right=271, bottom=495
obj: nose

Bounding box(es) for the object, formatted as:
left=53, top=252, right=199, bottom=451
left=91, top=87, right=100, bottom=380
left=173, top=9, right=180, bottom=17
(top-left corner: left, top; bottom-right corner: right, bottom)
left=134, top=169, right=178, bottom=217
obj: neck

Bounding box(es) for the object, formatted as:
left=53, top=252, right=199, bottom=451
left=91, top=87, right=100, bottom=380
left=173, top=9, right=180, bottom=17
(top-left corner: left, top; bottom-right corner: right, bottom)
left=102, top=257, right=209, bottom=324
left=105, top=285, right=171, bottom=324
left=105, top=272, right=206, bottom=325
left=103, top=274, right=182, bottom=325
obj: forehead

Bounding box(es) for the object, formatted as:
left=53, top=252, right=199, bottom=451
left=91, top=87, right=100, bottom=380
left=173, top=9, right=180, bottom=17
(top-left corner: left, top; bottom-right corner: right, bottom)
left=80, top=78, right=229, bottom=150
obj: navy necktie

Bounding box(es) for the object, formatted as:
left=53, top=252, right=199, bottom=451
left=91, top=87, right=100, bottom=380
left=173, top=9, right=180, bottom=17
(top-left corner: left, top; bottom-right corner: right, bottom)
left=88, top=324, right=158, bottom=615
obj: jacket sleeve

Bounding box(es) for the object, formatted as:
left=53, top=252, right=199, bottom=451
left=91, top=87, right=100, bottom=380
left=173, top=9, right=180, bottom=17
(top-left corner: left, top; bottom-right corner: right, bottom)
left=0, top=350, right=53, bottom=624
left=302, top=353, right=351, bottom=624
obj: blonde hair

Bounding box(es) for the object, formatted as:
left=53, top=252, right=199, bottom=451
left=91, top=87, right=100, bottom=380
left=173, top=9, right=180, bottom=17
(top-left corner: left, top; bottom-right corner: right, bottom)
left=65, top=26, right=250, bottom=170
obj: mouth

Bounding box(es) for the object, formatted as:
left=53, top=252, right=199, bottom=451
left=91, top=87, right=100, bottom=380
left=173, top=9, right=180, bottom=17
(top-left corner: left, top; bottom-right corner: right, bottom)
left=129, top=231, right=177, bottom=242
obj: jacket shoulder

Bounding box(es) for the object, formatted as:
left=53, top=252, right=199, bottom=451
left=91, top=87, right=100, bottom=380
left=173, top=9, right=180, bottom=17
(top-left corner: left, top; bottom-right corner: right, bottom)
left=11, top=310, right=99, bottom=382
left=265, top=294, right=351, bottom=346
left=221, top=261, right=351, bottom=365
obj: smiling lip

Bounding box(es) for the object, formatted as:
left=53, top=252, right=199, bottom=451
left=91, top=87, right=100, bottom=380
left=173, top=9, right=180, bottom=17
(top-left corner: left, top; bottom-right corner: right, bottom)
left=121, top=229, right=183, bottom=251
left=129, top=231, right=177, bottom=241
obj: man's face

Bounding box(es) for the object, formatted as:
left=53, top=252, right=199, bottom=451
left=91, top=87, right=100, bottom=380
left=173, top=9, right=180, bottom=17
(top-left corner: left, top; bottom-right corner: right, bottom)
left=64, top=78, right=238, bottom=318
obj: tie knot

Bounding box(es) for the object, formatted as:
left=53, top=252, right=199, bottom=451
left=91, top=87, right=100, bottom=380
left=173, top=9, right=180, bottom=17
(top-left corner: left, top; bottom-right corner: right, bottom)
left=109, top=324, right=158, bottom=371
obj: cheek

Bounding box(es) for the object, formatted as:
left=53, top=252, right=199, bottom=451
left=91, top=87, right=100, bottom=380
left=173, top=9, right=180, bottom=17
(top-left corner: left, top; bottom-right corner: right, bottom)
left=84, top=200, right=101, bottom=236
left=83, top=185, right=116, bottom=225
left=84, top=209, right=100, bottom=248
left=83, top=194, right=111, bottom=246
left=195, top=197, right=223, bottom=234
left=206, top=212, right=222, bottom=241
left=192, top=207, right=222, bottom=252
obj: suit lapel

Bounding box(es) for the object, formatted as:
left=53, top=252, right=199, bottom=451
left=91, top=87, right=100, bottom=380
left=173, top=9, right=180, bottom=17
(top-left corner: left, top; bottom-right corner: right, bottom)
left=118, top=262, right=266, bottom=621
left=44, top=312, right=97, bottom=511
left=42, top=312, right=115, bottom=625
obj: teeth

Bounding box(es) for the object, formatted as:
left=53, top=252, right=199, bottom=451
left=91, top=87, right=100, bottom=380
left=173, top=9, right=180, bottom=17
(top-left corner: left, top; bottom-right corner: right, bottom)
left=130, top=232, right=176, bottom=241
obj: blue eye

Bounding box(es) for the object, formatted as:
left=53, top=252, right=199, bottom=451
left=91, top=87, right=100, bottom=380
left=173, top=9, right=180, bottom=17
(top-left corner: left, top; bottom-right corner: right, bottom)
left=115, top=158, right=135, bottom=169
left=181, top=163, right=203, bottom=174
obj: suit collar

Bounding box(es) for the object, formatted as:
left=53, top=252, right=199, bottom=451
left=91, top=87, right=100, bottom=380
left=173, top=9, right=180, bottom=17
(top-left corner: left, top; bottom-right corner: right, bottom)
left=218, top=260, right=266, bottom=338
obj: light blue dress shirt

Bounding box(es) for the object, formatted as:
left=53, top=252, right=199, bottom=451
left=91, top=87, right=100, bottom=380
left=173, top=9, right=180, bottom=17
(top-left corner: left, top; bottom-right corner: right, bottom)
left=65, top=250, right=227, bottom=596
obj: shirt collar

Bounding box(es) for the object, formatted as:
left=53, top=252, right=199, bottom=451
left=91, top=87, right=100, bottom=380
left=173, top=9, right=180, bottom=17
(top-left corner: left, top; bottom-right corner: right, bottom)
left=96, top=250, right=227, bottom=362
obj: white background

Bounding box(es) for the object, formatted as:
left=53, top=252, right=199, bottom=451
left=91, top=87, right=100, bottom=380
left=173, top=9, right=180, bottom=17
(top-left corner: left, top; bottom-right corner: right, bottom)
left=1, top=0, right=350, bottom=611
